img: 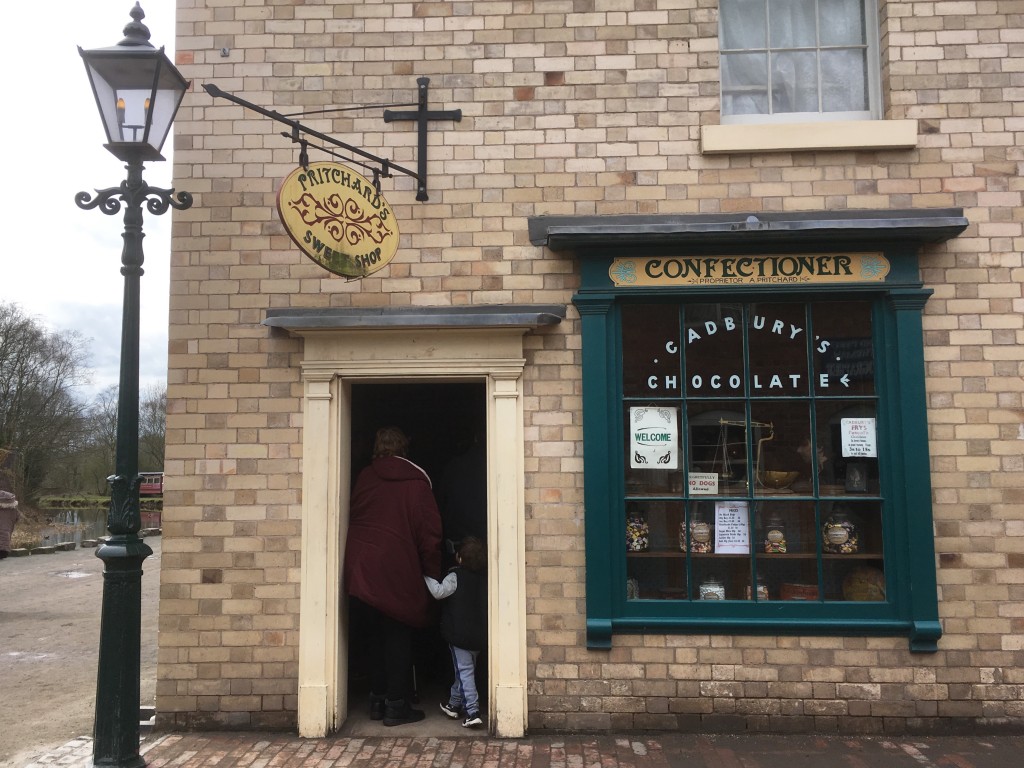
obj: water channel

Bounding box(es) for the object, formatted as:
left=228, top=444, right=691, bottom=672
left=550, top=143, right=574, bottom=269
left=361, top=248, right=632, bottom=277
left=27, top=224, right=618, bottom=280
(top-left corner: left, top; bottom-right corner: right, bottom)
left=32, top=508, right=162, bottom=547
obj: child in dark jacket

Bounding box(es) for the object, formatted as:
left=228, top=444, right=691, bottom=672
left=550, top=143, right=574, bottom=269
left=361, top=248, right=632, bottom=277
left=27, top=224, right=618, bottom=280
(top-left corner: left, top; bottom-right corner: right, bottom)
left=424, top=535, right=487, bottom=728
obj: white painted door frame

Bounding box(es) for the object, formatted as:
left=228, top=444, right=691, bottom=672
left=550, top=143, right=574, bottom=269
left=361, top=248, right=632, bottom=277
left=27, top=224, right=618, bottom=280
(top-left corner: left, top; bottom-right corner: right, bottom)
left=292, top=328, right=529, bottom=738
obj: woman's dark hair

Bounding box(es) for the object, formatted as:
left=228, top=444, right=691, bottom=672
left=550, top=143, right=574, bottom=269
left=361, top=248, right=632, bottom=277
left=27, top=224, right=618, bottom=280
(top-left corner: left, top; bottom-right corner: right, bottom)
left=457, top=536, right=486, bottom=572
left=373, top=426, right=409, bottom=458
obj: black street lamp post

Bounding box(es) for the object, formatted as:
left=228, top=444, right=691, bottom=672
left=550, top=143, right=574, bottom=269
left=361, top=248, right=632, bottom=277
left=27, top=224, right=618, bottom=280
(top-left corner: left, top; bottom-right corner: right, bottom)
left=75, top=4, right=192, bottom=766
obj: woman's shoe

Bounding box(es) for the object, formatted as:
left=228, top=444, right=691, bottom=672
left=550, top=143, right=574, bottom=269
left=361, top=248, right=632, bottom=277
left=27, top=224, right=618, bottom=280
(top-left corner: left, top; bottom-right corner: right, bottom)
left=383, top=698, right=426, bottom=726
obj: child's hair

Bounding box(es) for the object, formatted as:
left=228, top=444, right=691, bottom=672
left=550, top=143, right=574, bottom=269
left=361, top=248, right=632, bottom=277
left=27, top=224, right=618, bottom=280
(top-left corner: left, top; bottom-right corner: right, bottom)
left=457, top=536, right=486, bottom=572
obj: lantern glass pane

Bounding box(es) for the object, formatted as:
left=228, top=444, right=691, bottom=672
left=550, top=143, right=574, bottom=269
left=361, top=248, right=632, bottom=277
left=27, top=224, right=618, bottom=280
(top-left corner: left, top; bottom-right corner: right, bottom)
left=81, top=49, right=187, bottom=155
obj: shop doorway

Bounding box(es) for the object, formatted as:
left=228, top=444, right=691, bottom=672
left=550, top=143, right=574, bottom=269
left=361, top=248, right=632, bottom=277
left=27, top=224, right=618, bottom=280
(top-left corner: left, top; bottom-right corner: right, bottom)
left=344, top=381, right=488, bottom=734
left=292, top=321, right=536, bottom=739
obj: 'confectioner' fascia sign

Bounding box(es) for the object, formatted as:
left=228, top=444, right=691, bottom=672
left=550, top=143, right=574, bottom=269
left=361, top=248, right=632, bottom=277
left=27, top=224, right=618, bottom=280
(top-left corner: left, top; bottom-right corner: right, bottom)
left=277, top=161, right=400, bottom=279
left=609, top=252, right=889, bottom=286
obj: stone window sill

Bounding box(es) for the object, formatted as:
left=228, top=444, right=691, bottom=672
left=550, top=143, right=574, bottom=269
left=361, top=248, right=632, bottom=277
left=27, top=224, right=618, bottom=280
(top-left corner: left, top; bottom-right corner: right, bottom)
left=700, top=119, right=918, bottom=154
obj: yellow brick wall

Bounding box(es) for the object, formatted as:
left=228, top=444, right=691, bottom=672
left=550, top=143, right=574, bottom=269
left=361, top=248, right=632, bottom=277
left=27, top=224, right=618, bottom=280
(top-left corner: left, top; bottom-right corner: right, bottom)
left=161, top=0, right=1024, bottom=732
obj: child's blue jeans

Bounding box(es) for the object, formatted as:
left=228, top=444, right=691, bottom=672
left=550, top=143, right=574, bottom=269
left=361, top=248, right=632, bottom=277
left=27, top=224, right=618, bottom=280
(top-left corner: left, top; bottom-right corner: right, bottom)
left=447, top=645, right=480, bottom=715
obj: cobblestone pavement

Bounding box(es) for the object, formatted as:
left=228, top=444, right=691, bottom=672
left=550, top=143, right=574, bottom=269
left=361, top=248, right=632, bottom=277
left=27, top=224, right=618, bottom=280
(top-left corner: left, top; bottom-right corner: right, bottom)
left=21, top=732, right=1024, bottom=768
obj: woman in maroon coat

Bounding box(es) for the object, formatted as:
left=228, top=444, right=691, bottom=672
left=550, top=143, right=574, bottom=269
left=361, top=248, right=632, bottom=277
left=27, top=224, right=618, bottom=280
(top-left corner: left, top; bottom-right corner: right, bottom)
left=344, top=426, right=443, bottom=726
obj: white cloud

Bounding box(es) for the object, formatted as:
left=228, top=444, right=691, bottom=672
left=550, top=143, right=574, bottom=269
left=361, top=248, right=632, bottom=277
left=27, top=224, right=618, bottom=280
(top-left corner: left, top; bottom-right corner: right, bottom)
left=0, top=1, right=178, bottom=402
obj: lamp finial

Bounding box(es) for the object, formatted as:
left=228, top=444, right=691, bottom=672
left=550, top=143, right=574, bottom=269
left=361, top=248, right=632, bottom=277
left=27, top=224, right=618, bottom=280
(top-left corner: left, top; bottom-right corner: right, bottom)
left=119, top=3, right=153, bottom=48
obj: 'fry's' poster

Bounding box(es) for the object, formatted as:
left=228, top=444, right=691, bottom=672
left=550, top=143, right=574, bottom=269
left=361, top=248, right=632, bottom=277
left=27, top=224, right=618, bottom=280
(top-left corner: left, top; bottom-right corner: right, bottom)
left=841, top=417, right=877, bottom=457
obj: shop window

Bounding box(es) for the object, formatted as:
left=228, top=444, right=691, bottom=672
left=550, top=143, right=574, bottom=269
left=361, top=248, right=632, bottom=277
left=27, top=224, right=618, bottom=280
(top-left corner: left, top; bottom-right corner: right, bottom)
left=534, top=209, right=967, bottom=654
left=623, top=300, right=885, bottom=607
left=575, top=283, right=942, bottom=653
left=719, top=0, right=880, bottom=124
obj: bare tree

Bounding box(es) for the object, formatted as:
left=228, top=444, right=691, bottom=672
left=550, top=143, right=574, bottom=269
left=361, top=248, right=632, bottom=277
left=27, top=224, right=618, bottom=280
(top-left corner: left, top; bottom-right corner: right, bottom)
left=139, top=383, right=167, bottom=472
left=66, top=385, right=120, bottom=495
left=0, top=302, right=91, bottom=501
left=56, top=384, right=166, bottom=494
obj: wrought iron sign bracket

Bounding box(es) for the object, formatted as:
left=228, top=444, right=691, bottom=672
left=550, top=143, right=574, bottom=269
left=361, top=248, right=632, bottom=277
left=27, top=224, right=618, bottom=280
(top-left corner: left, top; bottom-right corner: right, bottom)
left=203, top=78, right=461, bottom=201
left=383, top=77, right=462, bottom=201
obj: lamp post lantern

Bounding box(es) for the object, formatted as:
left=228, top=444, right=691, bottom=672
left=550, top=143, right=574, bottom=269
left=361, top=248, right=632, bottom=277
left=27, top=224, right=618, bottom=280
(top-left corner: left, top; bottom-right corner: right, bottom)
left=75, top=4, right=192, bottom=766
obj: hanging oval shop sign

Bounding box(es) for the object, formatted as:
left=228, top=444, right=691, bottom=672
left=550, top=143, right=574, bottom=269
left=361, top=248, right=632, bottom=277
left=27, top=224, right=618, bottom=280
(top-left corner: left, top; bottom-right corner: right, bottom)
left=277, top=161, right=400, bottom=279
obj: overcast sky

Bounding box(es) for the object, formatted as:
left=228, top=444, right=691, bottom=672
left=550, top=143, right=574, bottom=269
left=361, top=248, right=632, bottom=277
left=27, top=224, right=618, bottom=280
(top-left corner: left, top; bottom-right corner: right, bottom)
left=0, top=2, right=178, bottom=402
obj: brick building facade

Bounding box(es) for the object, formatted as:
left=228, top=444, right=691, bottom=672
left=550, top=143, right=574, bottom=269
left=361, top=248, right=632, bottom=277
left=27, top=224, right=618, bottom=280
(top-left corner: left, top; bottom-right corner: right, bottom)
left=159, top=0, right=1024, bottom=736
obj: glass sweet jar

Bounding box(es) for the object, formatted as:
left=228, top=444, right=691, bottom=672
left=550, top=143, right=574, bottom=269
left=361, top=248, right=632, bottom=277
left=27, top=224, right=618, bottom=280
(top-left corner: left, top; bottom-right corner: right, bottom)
left=626, top=510, right=649, bottom=552
left=746, top=578, right=769, bottom=601
left=699, top=574, right=726, bottom=600
left=822, top=506, right=858, bottom=554
left=685, top=509, right=713, bottom=553
left=626, top=577, right=640, bottom=600
left=762, top=514, right=787, bottom=554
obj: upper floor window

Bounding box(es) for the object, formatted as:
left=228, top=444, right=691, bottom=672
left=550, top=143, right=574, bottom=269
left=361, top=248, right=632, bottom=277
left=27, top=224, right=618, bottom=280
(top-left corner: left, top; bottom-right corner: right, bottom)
left=719, top=0, right=879, bottom=123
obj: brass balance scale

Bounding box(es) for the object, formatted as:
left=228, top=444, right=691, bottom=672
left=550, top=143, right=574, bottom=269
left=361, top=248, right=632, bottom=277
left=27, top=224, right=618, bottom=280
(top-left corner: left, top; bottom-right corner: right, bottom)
left=712, top=419, right=799, bottom=492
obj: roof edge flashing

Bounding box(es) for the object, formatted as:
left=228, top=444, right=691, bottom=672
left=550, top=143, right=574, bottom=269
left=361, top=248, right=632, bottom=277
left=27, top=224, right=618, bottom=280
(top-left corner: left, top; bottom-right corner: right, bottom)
left=262, top=304, right=566, bottom=332
left=529, top=209, right=968, bottom=252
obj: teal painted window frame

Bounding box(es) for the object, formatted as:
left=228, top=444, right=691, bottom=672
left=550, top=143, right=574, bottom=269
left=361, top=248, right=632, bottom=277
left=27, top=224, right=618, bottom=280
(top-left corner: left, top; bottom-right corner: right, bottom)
left=573, top=247, right=945, bottom=653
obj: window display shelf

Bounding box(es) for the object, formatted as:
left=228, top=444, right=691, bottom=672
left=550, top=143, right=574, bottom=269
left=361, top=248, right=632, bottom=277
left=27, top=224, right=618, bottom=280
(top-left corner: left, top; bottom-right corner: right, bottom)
left=626, top=551, right=883, bottom=560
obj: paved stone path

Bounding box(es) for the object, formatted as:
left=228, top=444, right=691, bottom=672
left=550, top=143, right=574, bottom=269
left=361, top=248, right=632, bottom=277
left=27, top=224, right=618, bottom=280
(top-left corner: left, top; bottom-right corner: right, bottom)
left=0, top=536, right=160, bottom=767
left=20, top=732, right=1024, bottom=768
